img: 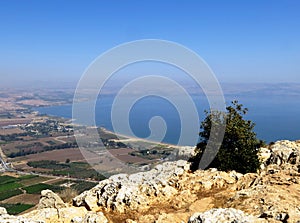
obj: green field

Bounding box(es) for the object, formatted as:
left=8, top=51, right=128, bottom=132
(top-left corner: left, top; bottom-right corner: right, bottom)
left=0, top=189, right=23, bottom=201
left=0, top=203, right=35, bottom=215
left=28, top=160, right=105, bottom=180
left=23, top=183, right=63, bottom=194
left=0, top=174, right=62, bottom=214
left=18, top=174, right=39, bottom=180
left=0, top=175, right=18, bottom=185
left=0, top=172, right=99, bottom=215
left=0, top=182, right=22, bottom=193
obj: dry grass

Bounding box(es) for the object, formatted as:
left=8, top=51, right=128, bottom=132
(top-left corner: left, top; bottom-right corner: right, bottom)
left=59, top=188, right=78, bottom=203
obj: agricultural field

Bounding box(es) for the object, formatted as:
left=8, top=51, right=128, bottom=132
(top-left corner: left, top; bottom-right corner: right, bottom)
left=0, top=203, right=35, bottom=215
left=12, top=148, right=85, bottom=164
left=10, top=148, right=107, bottom=181
left=0, top=115, right=76, bottom=159
left=0, top=173, right=97, bottom=215
left=27, top=160, right=105, bottom=181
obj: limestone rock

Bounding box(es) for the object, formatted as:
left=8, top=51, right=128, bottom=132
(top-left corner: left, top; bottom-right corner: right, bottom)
left=23, top=207, right=58, bottom=221
left=82, top=212, right=108, bottom=223
left=71, top=212, right=108, bottom=223
left=125, top=219, right=137, bottom=223
left=73, top=160, right=192, bottom=213
left=0, top=206, right=43, bottom=223
left=0, top=207, right=7, bottom=215
left=23, top=206, right=90, bottom=223
left=38, top=189, right=66, bottom=209
left=188, top=208, right=267, bottom=223
left=259, top=140, right=300, bottom=168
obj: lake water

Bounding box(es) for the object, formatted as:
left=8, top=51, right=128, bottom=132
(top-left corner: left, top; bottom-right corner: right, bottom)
left=36, top=94, right=300, bottom=145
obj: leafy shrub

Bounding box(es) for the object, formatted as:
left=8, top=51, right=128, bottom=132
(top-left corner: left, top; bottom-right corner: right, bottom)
left=190, top=100, right=264, bottom=174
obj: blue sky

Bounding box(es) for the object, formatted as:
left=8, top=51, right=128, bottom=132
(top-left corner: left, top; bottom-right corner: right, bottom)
left=0, top=0, right=299, bottom=86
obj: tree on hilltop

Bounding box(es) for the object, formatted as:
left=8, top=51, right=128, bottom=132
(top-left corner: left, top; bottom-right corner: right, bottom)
left=190, top=100, right=264, bottom=174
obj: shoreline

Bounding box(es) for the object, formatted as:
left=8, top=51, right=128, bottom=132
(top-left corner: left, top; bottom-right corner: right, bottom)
left=99, top=127, right=191, bottom=149
left=33, top=106, right=195, bottom=148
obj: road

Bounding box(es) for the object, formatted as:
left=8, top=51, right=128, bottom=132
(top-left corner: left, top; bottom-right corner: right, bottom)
left=0, top=146, right=12, bottom=171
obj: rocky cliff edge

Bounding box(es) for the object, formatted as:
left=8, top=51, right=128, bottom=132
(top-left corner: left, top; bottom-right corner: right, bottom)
left=1, top=140, right=300, bottom=223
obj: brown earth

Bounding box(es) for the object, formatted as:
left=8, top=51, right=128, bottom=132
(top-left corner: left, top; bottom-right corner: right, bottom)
left=1, top=194, right=40, bottom=206
left=11, top=148, right=85, bottom=163
left=0, top=118, right=31, bottom=127
left=108, top=148, right=150, bottom=164
left=0, top=128, right=25, bottom=135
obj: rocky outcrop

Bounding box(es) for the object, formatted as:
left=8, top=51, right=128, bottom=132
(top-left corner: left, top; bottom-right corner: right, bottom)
left=71, top=212, right=108, bottom=223
left=71, top=140, right=300, bottom=222
left=188, top=208, right=267, bottom=223
left=259, top=140, right=300, bottom=168
left=72, top=160, right=243, bottom=214
left=0, top=207, right=44, bottom=223
left=73, top=160, right=192, bottom=213
left=221, top=141, right=300, bottom=223
left=38, top=189, right=67, bottom=209
left=224, top=163, right=300, bottom=222
left=19, top=190, right=108, bottom=223
left=2, top=140, right=300, bottom=223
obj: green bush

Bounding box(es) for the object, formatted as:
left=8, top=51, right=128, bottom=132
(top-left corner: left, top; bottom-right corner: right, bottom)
left=190, top=100, right=264, bottom=174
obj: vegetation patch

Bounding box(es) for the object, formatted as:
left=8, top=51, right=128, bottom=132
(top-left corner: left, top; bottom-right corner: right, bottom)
left=0, top=175, right=18, bottom=185
left=22, top=183, right=62, bottom=194
left=190, top=100, right=265, bottom=174
left=59, top=188, right=78, bottom=203
left=18, top=174, right=39, bottom=180
left=28, top=160, right=68, bottom=170
left=0, top=203, right=35, bottom=215
left=28, top=160, right=105, bottom=180
left=0, top=182, right=23, bottom=193
left=129, top=147, right=173, bottom=160
left=18, top=176, right=49, bottom=187
left=0, top=189, right=23, bottom=201
left=71, top=181, right=98, bottom=194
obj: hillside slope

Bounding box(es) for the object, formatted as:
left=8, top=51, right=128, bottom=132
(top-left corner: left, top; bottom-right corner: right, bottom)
left=1, top=140, right=300, bottom=223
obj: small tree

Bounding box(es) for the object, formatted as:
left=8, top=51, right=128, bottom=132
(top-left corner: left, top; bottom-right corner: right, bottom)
left=190, top=100, right=264, bottom=174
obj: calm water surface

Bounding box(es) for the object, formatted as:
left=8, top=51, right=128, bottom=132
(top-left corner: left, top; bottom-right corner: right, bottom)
left=36, top=95, right=300, bottom=145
